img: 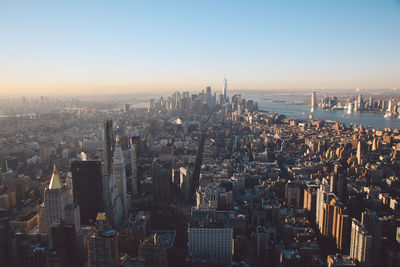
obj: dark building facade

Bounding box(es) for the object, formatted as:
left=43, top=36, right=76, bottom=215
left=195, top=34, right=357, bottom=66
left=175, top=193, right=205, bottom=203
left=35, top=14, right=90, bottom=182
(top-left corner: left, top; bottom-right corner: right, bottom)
left=71, top=161, right=104, bottom=225
left=86, top=213, right=120, bottom=267
left=152, top=160, right=171, bottom=203
left=103, top=120, right=113, bottom=176
left=0, top=209, right=14, bottom=267
left=50, top=220, right=80, bottom=267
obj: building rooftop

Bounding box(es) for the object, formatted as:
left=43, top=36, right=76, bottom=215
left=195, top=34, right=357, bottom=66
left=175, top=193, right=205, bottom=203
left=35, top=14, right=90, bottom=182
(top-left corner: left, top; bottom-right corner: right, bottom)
left=151, top=230, right=176, bottom=248
left=48, top=164, right=62, bottom=190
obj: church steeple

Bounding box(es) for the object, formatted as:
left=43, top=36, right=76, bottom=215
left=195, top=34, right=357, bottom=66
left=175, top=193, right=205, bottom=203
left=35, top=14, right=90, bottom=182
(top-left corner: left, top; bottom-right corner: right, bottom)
left=49, top=164, right=63, bottom=189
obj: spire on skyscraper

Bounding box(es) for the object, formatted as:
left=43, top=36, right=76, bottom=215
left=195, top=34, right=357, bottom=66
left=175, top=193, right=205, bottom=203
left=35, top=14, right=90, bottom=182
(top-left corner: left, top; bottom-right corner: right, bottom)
left=49, top=164, right=63, bottom=190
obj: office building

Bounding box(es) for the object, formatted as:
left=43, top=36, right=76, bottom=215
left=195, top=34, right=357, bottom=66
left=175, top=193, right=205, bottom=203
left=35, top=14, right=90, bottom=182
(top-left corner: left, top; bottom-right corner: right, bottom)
left=223, top=78, right=227, bottom=101
left=152, top=161, right=171, bottom=203
left=304, top=184, right=318, bottom=221
left=102, top=175, right=123, bottom=227
left=361, top=210, right=382, bottom=265
left=113, top=145, right=128, bottom=216
left=311, top=91, right=316, bottom=112
left=50, top=220, right=79, bottom=267
left=330, top=164, right=345, bottom=200
left=86, top=213, right=120, bottom=267
left=285, top=182, right=301, bottom=208
left=327, top=254, right=356, bottom=267
left=0, top=209, right=13, bottom=267
left=357, top=94, right=363, bottom=111
left=188, top=215, right=233, bottom=265
left=119, top=214, right=149, bottom=255
left=139, top=230, right=175, bottom=267
left=356, top=141, right=363, bottom=165
left=44, top=165, right=80, bottom=235
left=103, top=120, right=113, bottom=176
left=123, top=104, right=130, bottom=114
left=71, top=161, right=104, bottom=225
left=180, top=167, right=191, bottom=202
left=131, top=142, right=138, bottom=197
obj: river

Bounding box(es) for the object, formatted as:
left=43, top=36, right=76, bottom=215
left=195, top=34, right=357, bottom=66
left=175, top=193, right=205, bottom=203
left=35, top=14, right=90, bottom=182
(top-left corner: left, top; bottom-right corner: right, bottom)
left=242, top=93, right=400, bottom=130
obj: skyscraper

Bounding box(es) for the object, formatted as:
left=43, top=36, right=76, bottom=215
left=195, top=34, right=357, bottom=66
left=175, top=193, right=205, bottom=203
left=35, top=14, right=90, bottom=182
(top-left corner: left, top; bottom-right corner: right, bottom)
left=113, top=145, right=128, bottom=216
left=103, top=120, right=113, bottom=176
left=71, top=161, right=104, bottom=225
left=102, top=174, right=123, bottom=227
left=356, top=141, right=363, bottom=165
left=50, top=220, right=79, bottom=267
left=285, top=182, right=301, bottom=208
left=311, top=91, right=317, bottom=112
left=130, top=142, right=138, bottom=197
left=321, top=199, right=336, bottom=237
left=303, top=184, right=318, bottom=222
left=316, top=185, right=337, bottom=234
left=316, top=183, right=329, bottom=227
left=86, top=213, right=120, bottom=267
left=44, top=165, right=80, bottom=235
left=180, top=167, right=190, bottom=202
left=357, top=94, right=363, bottom=111
left=152, top=160, right=171, bottom=203
left=350, top=219, right=372, bottom=266
left=387, top=99, right=393, bottom=112
left=0, top=209, right=13, bottom=267
left=139, top=232, right=172, bottom=267
left=223, top=78, right=227, bottom=101
left=188, top=221, right=233, bottom=265
left=130, top=135, right=140, bottom=197
left=205, top=86, right=212, bottom=107
left=330, top=163, right=345, bottom=200
left=361, top=210, right=382, bottom=265
left=334, top=209, right=350, bottom=253
left=368, top=96, right=373, bottom=110
left=123, top=104, right=130, bottom=114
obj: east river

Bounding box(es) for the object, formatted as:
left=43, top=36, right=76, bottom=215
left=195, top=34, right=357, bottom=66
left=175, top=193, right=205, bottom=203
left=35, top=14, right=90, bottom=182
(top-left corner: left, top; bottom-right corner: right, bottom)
left=243, top=93, right=400, bottom=130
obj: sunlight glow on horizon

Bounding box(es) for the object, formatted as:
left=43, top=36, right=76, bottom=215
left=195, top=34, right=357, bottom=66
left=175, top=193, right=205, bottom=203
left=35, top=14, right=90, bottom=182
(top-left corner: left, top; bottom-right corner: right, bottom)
left=1, top=0, right=399, bottom=95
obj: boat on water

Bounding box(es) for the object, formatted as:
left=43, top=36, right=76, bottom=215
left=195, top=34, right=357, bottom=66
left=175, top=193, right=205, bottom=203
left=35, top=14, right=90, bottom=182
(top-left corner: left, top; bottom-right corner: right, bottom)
left=384, top=112, right=394, bottom=119
left=384, top=111, right=400, bottom=120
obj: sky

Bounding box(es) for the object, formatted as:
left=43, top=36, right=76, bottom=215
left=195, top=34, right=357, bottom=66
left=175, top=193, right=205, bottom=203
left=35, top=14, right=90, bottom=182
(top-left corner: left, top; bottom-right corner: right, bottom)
left=1, top=0, right=400, bottom=95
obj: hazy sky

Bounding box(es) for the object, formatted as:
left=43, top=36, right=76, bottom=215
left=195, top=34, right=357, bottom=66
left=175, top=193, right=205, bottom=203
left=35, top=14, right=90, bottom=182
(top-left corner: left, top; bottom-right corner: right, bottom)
left=1, top=0, right=400, bottom=95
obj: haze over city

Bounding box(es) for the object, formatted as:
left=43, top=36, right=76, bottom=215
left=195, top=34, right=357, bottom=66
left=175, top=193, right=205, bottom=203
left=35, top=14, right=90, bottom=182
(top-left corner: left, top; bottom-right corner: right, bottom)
left=1, top=0, right=400, bottom=96
left=3, top=2, right=400, bottom=267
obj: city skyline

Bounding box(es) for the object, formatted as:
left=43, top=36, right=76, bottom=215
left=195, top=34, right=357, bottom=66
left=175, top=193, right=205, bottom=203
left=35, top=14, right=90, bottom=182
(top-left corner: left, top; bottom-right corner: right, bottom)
left=1, top=0, right=400, bottom=95
left=2, top=84, right=400, bottom=266
left=2, top=1, right=400, bottom=265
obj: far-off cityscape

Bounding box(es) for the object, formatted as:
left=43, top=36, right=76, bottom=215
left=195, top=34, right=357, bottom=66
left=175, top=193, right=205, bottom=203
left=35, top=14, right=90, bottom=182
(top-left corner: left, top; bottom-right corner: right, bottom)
left=1, top=1, right=400, bottom=267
